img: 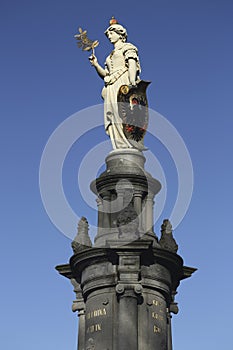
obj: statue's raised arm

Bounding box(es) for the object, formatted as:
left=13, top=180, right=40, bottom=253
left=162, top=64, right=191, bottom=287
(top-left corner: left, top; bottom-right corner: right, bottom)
left=76, top=17, right=150, bottom=151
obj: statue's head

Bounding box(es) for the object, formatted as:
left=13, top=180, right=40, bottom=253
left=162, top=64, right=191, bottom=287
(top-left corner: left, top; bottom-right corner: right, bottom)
left=105, top=17, right=127, bottom=43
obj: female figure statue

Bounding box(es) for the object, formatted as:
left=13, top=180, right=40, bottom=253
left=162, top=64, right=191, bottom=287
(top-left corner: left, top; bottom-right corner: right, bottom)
left=89, top=18, right=144, bottom=150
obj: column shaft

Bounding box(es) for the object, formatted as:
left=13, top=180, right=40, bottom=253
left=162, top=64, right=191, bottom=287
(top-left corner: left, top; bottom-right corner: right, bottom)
left=96, top=197, right=103, bottom=234
left=102, top=192, right=111, bottom=228
left=144, top=193, right=154, bottom=233
left=77, top=310, right=85, bottom=350
left=118, top=293, right=138, bottom=350
left=133, top=191, right=143, bottom=231
left=167, top=312, right=173, bottom=350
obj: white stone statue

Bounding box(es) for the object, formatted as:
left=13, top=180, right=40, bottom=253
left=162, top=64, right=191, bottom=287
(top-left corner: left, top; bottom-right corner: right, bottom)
left=89, top=18, right=145, bottom=150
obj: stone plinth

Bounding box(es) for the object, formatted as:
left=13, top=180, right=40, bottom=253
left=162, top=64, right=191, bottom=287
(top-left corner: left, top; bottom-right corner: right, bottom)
left=57, top=239, right=196, bottom=350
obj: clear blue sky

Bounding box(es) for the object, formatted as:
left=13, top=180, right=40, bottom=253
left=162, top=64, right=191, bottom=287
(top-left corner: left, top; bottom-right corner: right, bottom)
left=1, top=0, right=233, bottom=349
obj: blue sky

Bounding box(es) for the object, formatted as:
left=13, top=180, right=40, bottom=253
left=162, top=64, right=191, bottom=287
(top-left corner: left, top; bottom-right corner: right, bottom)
left=1, top=0, right=233, bottom=349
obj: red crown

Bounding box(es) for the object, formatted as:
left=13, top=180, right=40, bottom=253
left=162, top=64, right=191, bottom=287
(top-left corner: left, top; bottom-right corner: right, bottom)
left=109, top=16, right=118, bottom=25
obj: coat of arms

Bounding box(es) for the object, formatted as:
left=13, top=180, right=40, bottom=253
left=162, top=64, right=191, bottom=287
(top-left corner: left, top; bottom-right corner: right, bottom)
left=117, top=80, right=151, bottom=142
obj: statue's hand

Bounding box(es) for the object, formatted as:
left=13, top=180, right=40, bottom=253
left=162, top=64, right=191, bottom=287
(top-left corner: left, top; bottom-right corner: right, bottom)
left=89, top=54, right=98, bottom=67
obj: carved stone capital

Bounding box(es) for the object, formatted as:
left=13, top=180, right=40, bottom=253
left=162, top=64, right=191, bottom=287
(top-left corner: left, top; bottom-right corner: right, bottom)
left=134, top=283, right=143, bottom=295
left=116, top=283, right=142, bottom=297
left=116, top=284, right=125, bottom=295
left=96, top=197, right=103, bottom=207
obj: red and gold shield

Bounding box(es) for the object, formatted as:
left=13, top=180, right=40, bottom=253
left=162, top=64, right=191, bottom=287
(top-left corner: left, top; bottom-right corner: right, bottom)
left=117, top=80, right=151, bottom=142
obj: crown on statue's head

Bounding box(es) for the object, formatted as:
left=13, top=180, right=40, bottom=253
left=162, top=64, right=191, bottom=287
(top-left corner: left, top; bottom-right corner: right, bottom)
left=105, top=17, right=127, bottom=41
left=109, top=16, right=118, bottom=25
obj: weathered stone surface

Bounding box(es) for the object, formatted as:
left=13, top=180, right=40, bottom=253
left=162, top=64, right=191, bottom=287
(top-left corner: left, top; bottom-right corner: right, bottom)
left=90, top=149, right=161, bottom=247
left=56, top=149, right=197, bottom=350
left=159, top=219, right=178, bottom=253
left=57, top=239, right=196, bottom=350
left=56, top=237, right=196, bottom=350
left=72, top=217, right=92, bottom=253
left=138, top=291, right=168, bottom=350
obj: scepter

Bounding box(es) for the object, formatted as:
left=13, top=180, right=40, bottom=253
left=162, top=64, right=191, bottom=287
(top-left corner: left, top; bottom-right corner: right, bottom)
left=74, top=27, right=99, bottom=56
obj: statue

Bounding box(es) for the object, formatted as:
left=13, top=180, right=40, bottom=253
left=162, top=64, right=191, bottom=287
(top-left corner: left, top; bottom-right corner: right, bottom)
left=71, top=217, right=92, bottom=253
left=75, top=17, right=149, bottom=150
left=159, top=219, right=178, bottom=253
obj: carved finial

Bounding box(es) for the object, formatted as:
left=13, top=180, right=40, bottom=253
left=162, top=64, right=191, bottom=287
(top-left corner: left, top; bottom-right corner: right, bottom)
left=71, top=217, right=92, bottom=253
left=78, top=216, right=89, bottom=235
left=159, top=219, right=178, bottom=253
left=161, top=219, right=172, bottom=234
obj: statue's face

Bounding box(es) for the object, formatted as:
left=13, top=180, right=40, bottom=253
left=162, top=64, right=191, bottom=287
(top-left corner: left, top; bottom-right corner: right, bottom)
left=107, top=30, right=121, bottom=44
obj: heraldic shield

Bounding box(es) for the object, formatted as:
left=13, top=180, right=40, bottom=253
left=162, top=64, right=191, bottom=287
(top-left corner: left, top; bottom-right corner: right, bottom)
left=117, top=80, right=151, bottom=143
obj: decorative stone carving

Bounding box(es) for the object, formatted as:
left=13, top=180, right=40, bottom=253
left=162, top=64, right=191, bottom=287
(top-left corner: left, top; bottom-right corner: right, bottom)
left=170, top=301, right=179, bottom=314
left=86, top=337, right=95, bottom=350
left=170, top=291, right=179, bottom=314
left=159, top=219, right=178, bottom=253
left=71, top=217, right=92, bottom=253
left=116, top=203, right=139, bottom=240
left=70, top=278, right=85, bottom=313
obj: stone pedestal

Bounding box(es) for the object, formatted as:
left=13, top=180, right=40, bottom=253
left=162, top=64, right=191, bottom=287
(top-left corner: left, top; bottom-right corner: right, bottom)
left=90, top=149, right=161, bottom=247
left=56, top=149, right=196, bottom=350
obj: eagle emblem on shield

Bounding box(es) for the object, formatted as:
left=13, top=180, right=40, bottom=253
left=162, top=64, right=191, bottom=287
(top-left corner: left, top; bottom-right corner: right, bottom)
left=117, top=80, right=151, bottom=142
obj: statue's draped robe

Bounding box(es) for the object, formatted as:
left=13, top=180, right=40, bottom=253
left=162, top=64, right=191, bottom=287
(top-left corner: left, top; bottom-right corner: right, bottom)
left=101, top=43, right=141, bottom=149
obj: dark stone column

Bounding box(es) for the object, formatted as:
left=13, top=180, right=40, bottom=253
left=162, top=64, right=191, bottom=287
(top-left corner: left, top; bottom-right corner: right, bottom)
left=144, top=191, right=154, bottom=233
left=71, top=279, right=85, bottom=350
left=115, top=252, right=142, bottom=350
left=133, top=190, right=143, bottom=231
left=95, top=191, right=112, bottom=246
left=167, top=297, right=179, bottom=350
left=116, top=287, right=139, bottom=350
left=102, top=191, right=111, bottom=228
left=57, top=239, right=196, bottom=350
left=96, top=197, right=103, bottom=235
left=56, top=150, right=197, bottom=350
left=167, top=310, right=172, bottom=350
left=133, top=190, right=142, bottom=215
